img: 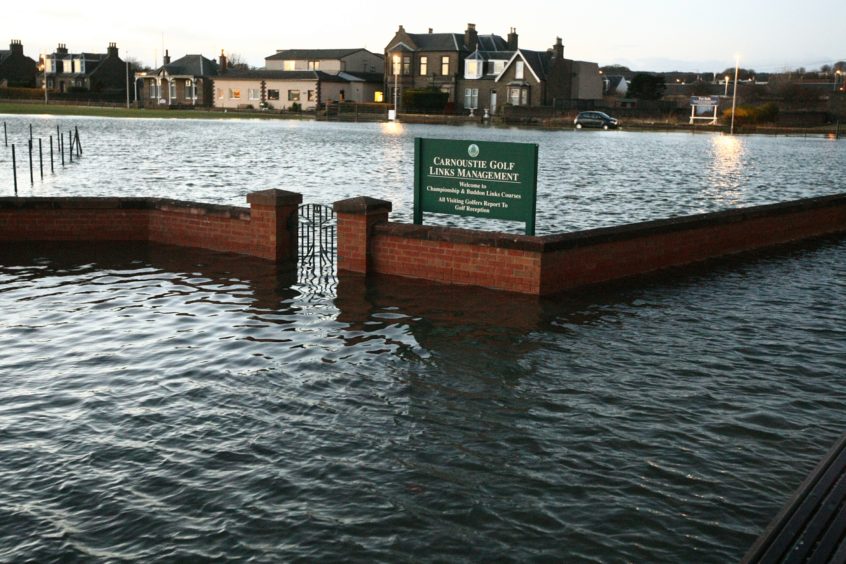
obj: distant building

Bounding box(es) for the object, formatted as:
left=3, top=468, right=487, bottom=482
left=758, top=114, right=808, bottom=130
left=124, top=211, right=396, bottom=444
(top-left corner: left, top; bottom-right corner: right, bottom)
left=214, top=70, right=383, bottom=110
left=0, top=39, right=37, bottom=88
left=603, top=75, right=628, bottom=97
left=265, top=48, right=383, bottom=75
left=44, top=42, right=127, bottom=94
left=384, top=23, right=602, bottom=114
left=135, top=50, right=221, bottom=108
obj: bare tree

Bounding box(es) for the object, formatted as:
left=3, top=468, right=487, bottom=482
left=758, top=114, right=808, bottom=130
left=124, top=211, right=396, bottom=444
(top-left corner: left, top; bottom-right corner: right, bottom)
left=226, top=52, right=251, bottom=71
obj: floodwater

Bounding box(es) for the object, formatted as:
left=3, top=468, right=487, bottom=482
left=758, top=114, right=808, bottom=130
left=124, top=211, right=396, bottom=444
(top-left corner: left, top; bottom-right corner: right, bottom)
left=1, top=115, right=844, bottom=232
left=0, top=115, right=845, bottom=562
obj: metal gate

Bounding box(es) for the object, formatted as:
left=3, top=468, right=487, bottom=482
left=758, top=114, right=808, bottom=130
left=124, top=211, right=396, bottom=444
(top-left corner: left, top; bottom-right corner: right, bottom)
left=297, top=203, right=337, bottom=290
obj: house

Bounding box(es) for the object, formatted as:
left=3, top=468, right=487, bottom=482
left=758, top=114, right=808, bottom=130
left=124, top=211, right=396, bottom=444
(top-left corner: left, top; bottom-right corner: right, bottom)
left=213, top=69, right=383, bottom=110
left=135, top=50, right=221, bottom=108
left=384, top=23, right=506, bottom=107
left=603, top=75, right=628, bottom=97
left=461, top=37, right=602, bottom=114
left=44, top=42, right=127, bottom=94
left=384, top=23, right=602, bottom=114
left=265, top=48, right=383, bottom=75
left=0, top=39, right=37, bottom=88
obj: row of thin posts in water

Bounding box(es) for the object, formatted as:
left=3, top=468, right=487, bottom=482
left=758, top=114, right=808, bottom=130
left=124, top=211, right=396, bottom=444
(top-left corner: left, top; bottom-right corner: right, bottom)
left=4, top=121, right=82, bottom=196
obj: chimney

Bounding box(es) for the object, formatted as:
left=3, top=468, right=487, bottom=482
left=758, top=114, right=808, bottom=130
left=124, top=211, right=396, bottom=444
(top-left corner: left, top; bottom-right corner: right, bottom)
left=162, top=49, right=171, bottom=65
left=507, top=28, right=519, bottom=50
left=398, top=25, right=405, bottom=33
left=552, top=37, right=564, bottom=59
left=57, top=43, right=68, bottom=55
left=219, top=49, right=227, bottom=73
left=10, top=39, right=23, bottom=56
left=464, top=23, right=478, bottom=51
left=107, top=42, right=118, bottom=58
left=428, top=28, right=433, bottom=34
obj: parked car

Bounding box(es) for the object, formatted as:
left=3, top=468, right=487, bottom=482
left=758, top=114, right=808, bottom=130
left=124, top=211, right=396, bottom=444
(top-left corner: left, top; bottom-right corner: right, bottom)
left=574, top=111, right=619, bottom=130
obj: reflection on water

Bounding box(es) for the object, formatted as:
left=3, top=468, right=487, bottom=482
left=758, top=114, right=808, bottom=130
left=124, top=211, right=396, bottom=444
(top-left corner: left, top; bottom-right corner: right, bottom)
left=1, top=116, right=843, bottom=234
left=706, top=135, right=747, bottom=203
left=1, top=240, right=845, bottom=561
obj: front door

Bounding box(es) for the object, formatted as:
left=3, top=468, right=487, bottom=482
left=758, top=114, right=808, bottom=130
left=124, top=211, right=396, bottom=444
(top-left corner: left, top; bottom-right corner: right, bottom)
left=490, top=91, right=497, bottom=115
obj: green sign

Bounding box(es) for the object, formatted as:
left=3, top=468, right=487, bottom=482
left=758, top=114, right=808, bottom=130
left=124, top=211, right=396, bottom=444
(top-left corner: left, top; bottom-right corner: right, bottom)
left=414, top=138, right=539, bottom=235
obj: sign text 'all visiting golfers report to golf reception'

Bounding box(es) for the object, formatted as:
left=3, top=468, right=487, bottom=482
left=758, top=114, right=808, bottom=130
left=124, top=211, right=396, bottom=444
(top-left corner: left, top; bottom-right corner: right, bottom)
left=414, top=138, right=539, bottom=235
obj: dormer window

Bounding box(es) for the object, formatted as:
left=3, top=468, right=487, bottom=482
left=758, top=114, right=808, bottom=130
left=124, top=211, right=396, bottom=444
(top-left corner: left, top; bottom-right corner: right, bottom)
left=464, top=59, right=482, bottom=79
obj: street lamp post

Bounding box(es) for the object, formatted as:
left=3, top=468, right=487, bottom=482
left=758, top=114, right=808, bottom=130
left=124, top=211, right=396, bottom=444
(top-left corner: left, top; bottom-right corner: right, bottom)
left=730, top=58, right=739, bottom=135
left=835, top=70, right=842, bottom=92
left=724, top=75, right=730, bottom=97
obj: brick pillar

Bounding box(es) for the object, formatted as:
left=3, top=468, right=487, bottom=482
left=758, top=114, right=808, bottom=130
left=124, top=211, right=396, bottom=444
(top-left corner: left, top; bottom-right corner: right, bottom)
left=246, top=189, right=303, bottom=262
left=333, top=196, right=392, bottom=273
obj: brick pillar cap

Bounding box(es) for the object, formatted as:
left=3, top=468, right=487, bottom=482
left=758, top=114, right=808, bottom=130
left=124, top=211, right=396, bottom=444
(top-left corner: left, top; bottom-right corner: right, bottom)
left=333, top=196, right=392, bottom=214
left=247, top=189, right=303, bottom=207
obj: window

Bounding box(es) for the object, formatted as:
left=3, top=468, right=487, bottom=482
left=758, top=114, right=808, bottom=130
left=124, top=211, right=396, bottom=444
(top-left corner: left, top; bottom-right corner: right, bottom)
left=229, top=88, right=241, bottom=99
left=374, top=91, right=384, bottom=103
left=419, top=56, right=428, bottom=76
left=288, top=90, right=300, bottom=101
left=464, top=88, right=479, bottom=109
left=217, top=88, right=223, bottom=99
left=402, top=56, right=411, bottom=75
left=509, top=87, right=522, bottom=105
left=267, top=89, right=280, bottom=101
left=441, top=56, right=450, bottom=76
left=247, top=89, right=260, bottom=101
left=489, top=60, right=506, bottom=75
left=150, top=82, right=158, bottom=99
left=283, top=61, right=296, bottom=71
left=391, top=55, right=401, bottom=76
left=169, top=81, right=176, bottom=99
left=185, top=80, right=195, bottom=99
left=308, top=60, right=320, bottom=70
left=307, top=90, right=315, bottom=102
left=515, top=61, right=524, bottom=80
left=465, top=59, right=481, bottom=79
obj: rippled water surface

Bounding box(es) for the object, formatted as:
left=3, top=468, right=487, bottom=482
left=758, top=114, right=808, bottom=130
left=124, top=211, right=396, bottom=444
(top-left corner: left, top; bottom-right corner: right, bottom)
left=1, top=115, right=844, bottom=233
left=1, top=115, right=845, bottom=561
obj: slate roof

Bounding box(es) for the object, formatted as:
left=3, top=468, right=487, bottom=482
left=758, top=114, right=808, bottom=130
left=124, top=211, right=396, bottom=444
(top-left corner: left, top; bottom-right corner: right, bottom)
left=390, top=32, right=508, bottom=53
left=519, top=50, right=552, bottom=80
left=0, top=51, right=10, bottom=64
left=214, top=70, right=349, bottom=83
left=158, top=55, right=218, bottom=77
left=266, top=48, right=375, bottom=61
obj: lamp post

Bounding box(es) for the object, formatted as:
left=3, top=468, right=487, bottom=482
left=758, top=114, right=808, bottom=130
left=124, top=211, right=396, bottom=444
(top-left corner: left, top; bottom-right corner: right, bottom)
left=125, top=54, right=130, bottom=109
left=730, top=57, right=739, bottom=135
left=835, top=70, right=842, bottom=92
left=391, top=54, right=400, bottom=121
left=724, top=75, right=730, bottom=97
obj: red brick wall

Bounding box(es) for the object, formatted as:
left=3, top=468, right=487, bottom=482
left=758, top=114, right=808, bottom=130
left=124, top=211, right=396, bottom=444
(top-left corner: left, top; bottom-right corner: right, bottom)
left=0, top=190, right=302, bottom=262
left=336, top=194, right=846, bottom=295
left=371, top=231, right=541, bottom=294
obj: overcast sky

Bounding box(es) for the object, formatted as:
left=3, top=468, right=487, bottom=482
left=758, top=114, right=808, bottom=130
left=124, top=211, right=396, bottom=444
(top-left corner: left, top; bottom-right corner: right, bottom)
left=7, top=0, right=846, bottom=73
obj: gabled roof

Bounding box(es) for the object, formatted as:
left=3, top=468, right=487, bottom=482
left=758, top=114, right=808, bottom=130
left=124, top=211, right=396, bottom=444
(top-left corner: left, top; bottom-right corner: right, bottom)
left=158, top=54, right=218, bottom=77
left=266, top=48, right=376, bottom=61
left=495, top=49, right=550, bottom=83
left=389, top=30, right=507, bottom=54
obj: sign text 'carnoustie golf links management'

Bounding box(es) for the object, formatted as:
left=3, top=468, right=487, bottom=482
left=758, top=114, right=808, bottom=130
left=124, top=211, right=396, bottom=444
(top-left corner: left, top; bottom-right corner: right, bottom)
left=414, top=138, right=538, bottom=235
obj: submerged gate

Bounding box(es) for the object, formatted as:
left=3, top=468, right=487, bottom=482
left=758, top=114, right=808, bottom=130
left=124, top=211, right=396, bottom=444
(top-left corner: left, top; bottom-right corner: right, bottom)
left=297, top=203, right=337, bottom=290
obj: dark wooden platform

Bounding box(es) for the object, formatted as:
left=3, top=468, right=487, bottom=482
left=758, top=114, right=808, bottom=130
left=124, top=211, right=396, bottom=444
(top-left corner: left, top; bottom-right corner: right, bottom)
left=744, top=434, right=846, bottom=563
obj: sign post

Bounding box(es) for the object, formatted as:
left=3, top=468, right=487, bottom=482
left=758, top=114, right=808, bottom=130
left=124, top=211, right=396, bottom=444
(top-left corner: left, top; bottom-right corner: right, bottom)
left=414, top=138, right=538, bottom=235
left=689, top=96, right=720, bottom=125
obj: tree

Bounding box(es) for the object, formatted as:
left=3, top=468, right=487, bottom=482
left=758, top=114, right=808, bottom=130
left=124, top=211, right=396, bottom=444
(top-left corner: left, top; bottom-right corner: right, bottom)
left=721, top=67, right=756, bottom=81
left=627, top=73, right=666, bottom=100
left=226, top=52, right=252, bottom=72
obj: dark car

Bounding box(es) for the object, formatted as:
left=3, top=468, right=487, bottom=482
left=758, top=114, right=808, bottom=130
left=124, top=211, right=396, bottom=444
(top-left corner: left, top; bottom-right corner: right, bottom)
left=574, top=111, right=619, bottom=130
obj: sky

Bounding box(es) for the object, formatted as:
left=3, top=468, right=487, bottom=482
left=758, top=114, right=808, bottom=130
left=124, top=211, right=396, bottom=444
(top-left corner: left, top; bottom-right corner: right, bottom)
left=6, top=0, right=846, bottom=73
